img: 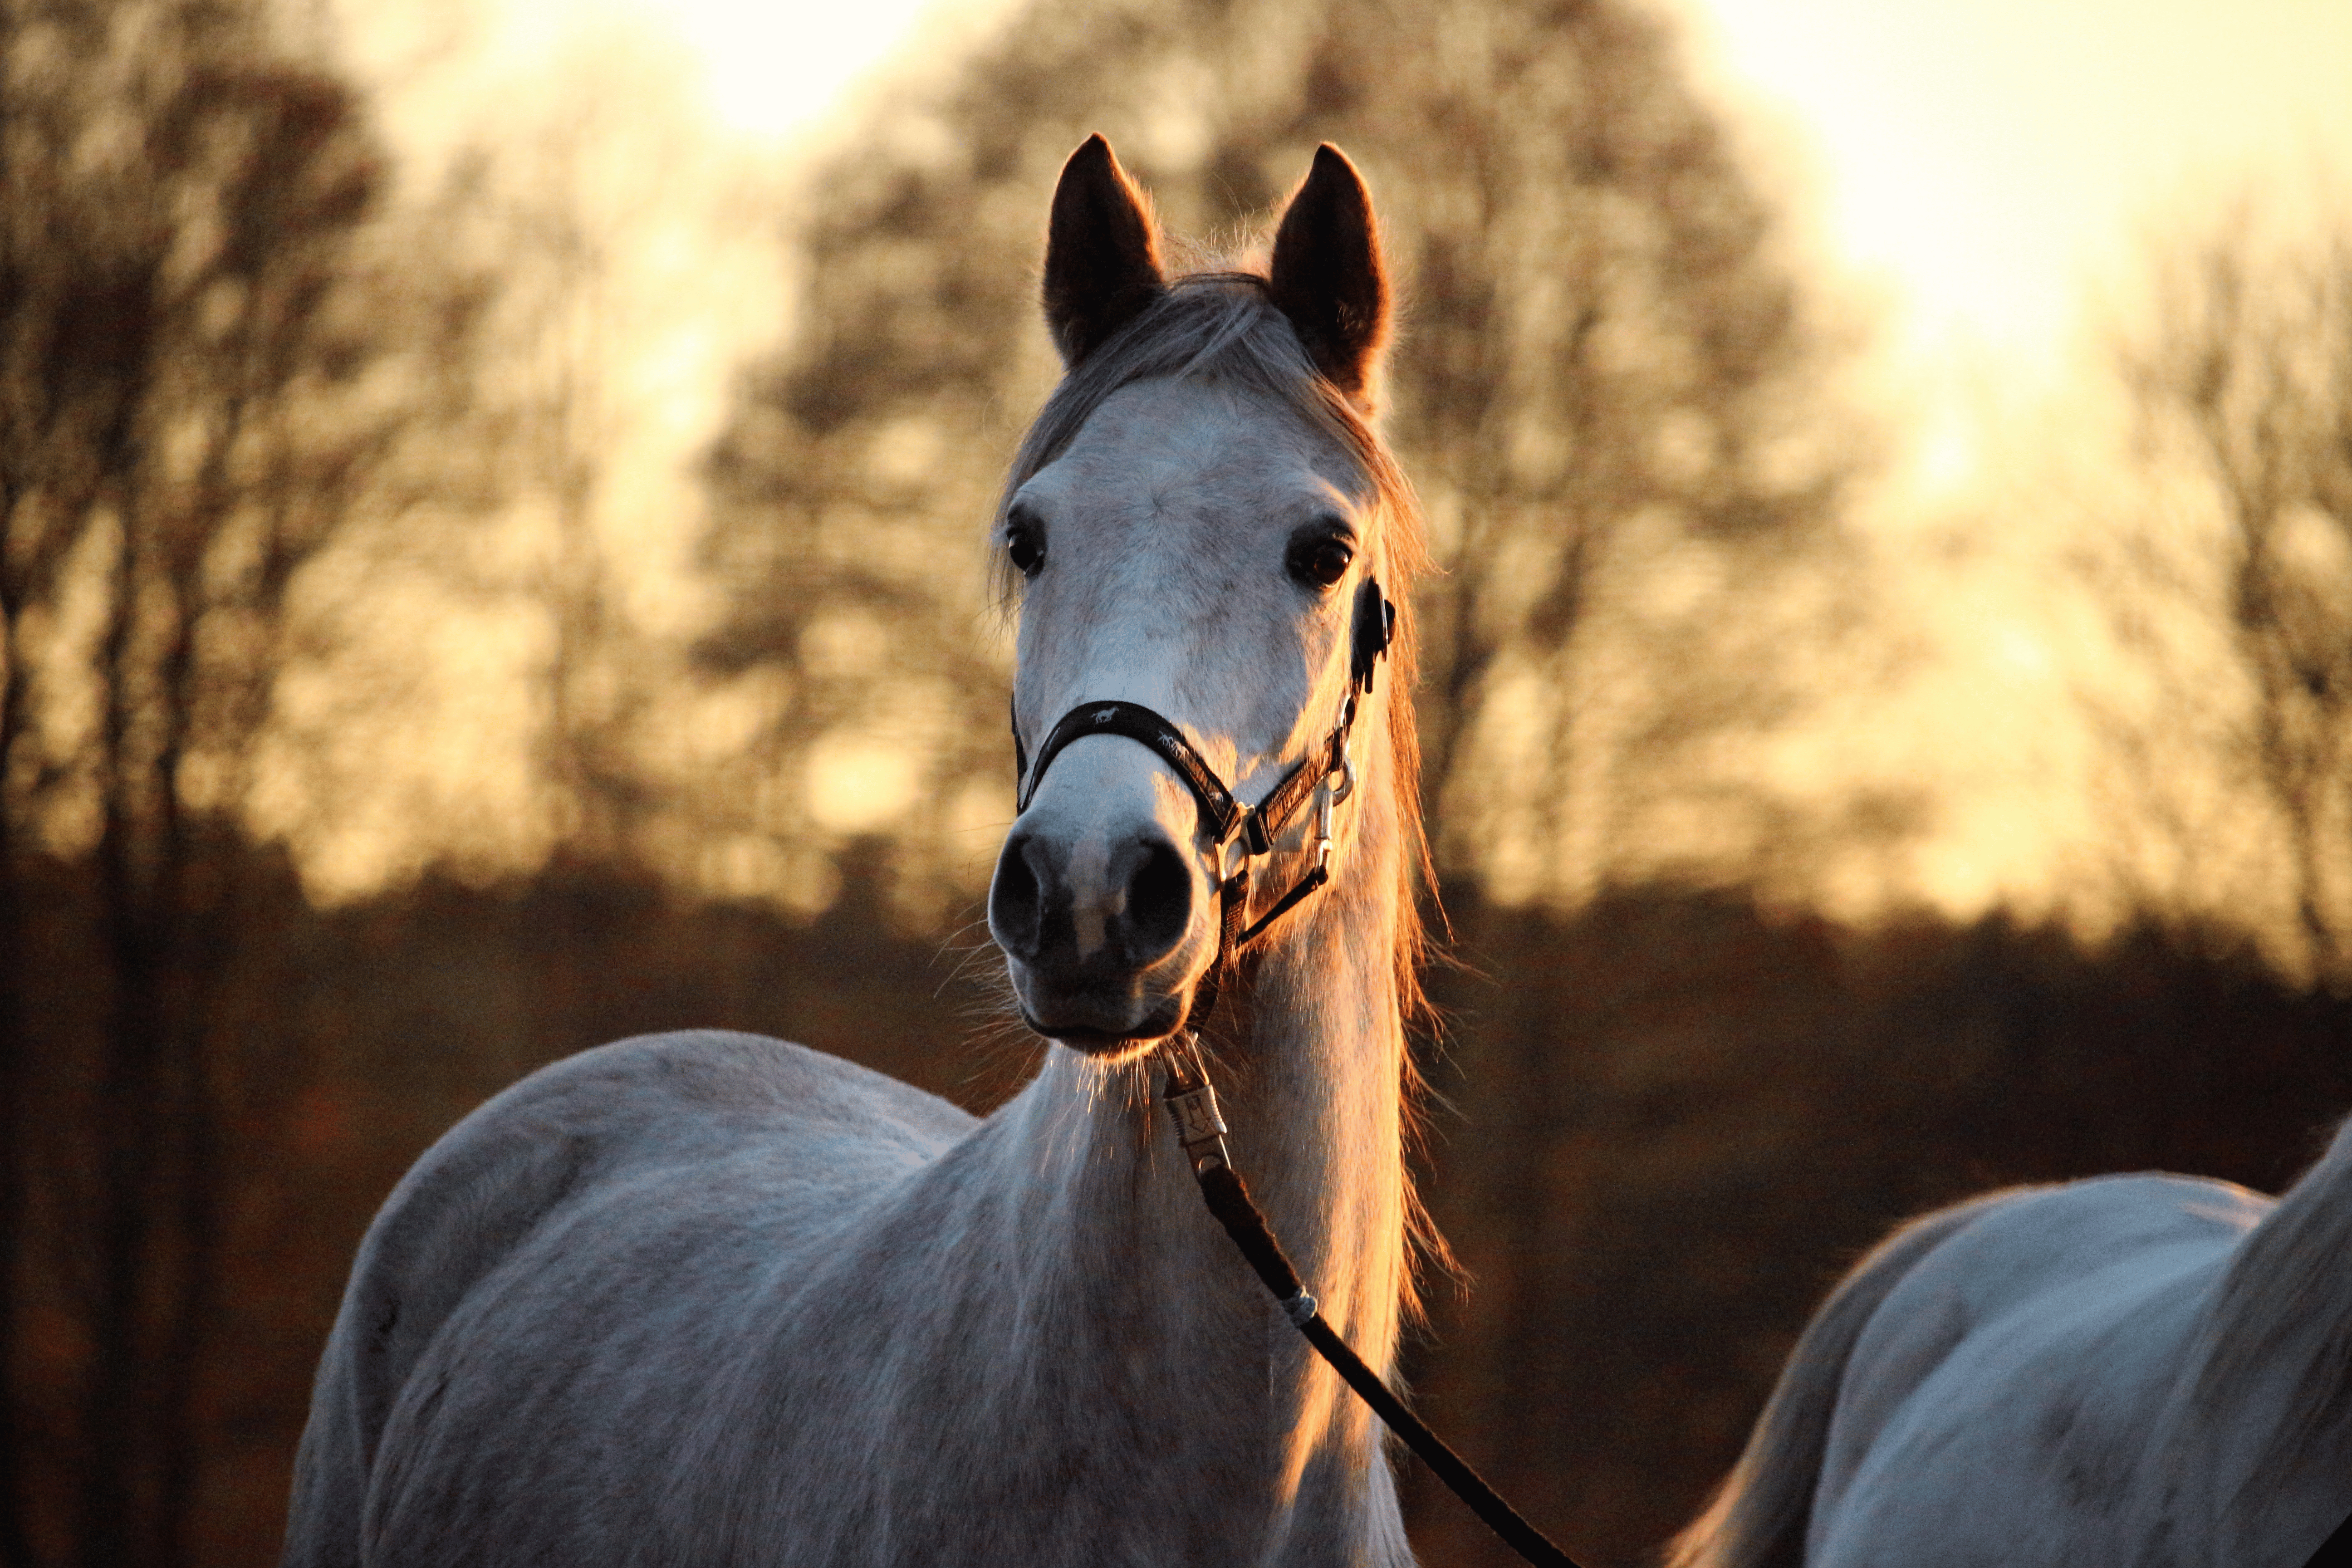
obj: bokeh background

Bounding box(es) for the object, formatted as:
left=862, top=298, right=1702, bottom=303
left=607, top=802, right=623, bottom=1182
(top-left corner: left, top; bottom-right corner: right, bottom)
left=2, top=0, right=2350, bottom=1563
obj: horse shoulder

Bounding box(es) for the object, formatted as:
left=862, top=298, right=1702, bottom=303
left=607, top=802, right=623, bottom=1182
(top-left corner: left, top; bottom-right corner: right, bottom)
left=283, top=1029, right=973, bottom=1568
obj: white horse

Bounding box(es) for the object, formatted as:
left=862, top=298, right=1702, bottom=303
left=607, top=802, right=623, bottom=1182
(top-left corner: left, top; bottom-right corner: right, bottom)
left=1667, top=1119, right=2352, bottom=1568
left=283, top=136, right=1437, bottom=1567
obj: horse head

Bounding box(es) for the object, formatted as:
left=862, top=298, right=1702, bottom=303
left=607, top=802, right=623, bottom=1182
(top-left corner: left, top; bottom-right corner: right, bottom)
left=987, top=135, right=1409, bottom=1058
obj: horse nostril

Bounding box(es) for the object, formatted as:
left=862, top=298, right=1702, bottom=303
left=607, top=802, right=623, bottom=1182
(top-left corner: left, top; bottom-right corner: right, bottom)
left=988, top=831, right=1045, bottom=960
left=1123, top=838, right=1191, bottom=963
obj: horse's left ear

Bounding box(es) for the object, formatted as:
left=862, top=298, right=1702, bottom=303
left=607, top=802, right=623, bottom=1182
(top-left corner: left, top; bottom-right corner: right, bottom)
left=1269, top=144, right=1390, bottom=407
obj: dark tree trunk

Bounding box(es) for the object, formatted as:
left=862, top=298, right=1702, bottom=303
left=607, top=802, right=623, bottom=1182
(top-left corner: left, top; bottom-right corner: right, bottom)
left=0, top=623, right=35, bottom=1568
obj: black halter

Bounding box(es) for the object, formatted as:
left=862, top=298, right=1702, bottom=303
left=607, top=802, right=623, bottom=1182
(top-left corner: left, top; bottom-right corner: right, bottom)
left=1010, top=575, right=1395, bottom=1026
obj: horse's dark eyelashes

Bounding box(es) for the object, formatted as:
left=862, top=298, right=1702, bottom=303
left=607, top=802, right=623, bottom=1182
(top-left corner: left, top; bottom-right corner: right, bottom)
left=1005, top=509, right=1046, bottom=578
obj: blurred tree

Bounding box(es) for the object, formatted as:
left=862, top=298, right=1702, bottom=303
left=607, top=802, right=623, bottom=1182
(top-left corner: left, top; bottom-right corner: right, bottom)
left=0, top=0, right=489, bottom=1560
left=503, top=112, right=639, bottom=865
left=488, top=83, right=694, bottom=872
left=2115, top=208, right=2352, bottom=980
left=698, top=0, right=1864, bottom=915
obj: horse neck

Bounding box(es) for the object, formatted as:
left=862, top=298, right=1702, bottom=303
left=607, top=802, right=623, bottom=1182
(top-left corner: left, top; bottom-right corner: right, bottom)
left=1220, top=795, right=1415, bottom=1364
left=985, top=731, right=1413, bottom=1438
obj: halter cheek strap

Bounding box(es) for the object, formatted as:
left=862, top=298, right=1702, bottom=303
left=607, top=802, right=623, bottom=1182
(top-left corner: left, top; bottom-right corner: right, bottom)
left=1009, top=575, right=1393, bottom=1002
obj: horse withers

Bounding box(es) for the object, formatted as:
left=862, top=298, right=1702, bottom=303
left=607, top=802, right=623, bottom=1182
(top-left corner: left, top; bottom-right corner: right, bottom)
left=282, top=136, right=1437, bottom=1568
left=1669, top=1121, right=2352, bottom=1568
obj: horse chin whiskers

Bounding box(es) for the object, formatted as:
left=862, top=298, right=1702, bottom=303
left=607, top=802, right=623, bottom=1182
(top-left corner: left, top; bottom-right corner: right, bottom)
left=1018, top=988, right=1189, bottom=1057
left=1050, top=1032, right=1165, bottom=1066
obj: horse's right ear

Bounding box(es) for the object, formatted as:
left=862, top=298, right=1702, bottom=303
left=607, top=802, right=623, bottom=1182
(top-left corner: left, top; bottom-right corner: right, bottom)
left=1043, top=135, right=1166, bottom=369
left=1269, top=145, right=1389, bottom=407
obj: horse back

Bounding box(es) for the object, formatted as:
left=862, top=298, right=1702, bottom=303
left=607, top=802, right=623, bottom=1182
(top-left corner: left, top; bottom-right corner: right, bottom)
left=281, top=1029, right=974, bottom=1568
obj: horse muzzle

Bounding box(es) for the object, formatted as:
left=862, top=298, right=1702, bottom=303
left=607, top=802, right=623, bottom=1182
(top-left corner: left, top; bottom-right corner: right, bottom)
left=987, top=819, right=1209, bottom=1052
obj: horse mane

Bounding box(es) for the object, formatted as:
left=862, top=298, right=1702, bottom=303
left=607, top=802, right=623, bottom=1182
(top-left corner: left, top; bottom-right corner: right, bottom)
left=2188, top=1113, right=2352, bottom=1486
left=990, top=269, right=1447, bottom=1289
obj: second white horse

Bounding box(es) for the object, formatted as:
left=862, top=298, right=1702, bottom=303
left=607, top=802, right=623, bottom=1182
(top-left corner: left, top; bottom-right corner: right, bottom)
left=1671, top=1119, right=2352, bottom=1568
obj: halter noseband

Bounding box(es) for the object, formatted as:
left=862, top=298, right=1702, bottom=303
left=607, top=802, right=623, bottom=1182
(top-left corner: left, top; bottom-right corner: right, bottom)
left=1009, top=574, right=1395, bottom=1025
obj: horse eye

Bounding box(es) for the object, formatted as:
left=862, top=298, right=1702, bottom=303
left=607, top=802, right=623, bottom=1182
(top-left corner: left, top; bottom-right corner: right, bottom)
left=1287, top=535, right=1353, bottom=589
left=1005, top=519, right=1045, bottom=578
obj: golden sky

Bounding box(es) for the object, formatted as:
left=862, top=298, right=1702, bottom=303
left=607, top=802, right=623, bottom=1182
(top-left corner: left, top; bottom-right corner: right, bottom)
left=583, top=0, right=2352, bottom=372
left=1683, top=0, right=2352, bottom=362
left=321, top=0, right=2352, bottom=934
left=559, top=0, right=2352, bottom=503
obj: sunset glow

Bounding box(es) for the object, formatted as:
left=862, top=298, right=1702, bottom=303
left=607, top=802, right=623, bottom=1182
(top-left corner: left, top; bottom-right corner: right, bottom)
left=328, top=0, right=2352, bottom=927
left=1682, top=0, right=2352, bottom=364
left=475, top=0, right=2352, bottom=495
left=654, top=0, right=956, bottom=142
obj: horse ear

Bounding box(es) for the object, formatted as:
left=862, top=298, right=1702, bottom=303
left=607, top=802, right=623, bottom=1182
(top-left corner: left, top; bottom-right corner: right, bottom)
left=1269, top=144, right=1390, bottom=406
left=1043, top=135, right=1167, bottom=369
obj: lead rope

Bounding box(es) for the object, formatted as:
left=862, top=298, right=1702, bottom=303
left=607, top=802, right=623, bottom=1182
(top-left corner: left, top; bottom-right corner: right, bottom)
left=1160, top=1034, right=1580, bottom=1568
left=1158, top=647, right=1578, bottom=1568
